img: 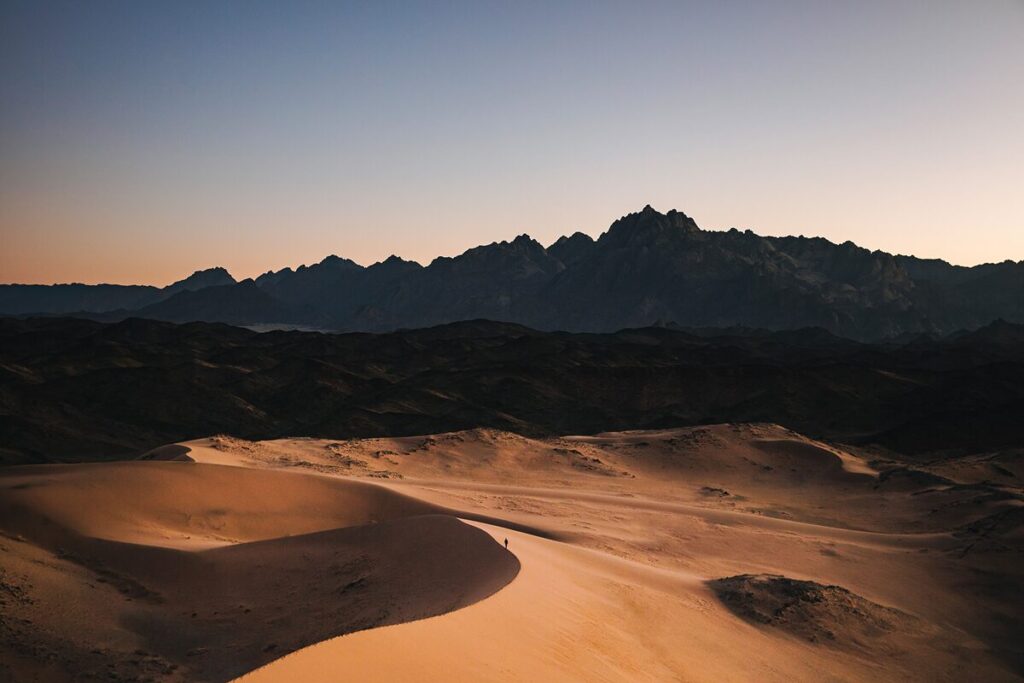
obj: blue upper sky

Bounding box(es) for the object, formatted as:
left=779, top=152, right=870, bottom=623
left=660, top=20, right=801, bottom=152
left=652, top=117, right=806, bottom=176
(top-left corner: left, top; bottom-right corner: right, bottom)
left=2, top=1, right=1022, bottom=284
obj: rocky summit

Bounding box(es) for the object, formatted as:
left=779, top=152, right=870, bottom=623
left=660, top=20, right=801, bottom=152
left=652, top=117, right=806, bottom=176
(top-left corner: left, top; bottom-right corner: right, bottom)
left=3, top=206, right=1022, bottom=340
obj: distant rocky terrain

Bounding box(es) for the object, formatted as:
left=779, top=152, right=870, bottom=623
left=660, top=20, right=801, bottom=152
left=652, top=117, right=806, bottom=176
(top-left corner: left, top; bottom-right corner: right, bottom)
left=0, top=267, right=235, bottom=316
left=2, top=316, right=1023, bottom=465
left=2, top=207, right=1022, bottom=340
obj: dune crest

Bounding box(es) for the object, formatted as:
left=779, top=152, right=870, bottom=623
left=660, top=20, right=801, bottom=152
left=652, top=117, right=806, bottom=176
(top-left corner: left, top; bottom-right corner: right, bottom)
left=0, top=462, right=518, bottom=682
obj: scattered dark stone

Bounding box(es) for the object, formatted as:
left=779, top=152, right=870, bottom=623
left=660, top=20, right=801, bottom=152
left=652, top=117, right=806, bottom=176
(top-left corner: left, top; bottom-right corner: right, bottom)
left=709, top=574, right=917, bottom=649
left=699, top=486, right=730, bottom=497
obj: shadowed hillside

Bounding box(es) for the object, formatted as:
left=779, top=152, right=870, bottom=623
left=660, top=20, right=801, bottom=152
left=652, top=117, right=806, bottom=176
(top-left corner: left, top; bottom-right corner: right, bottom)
left=2, top=316, right=1023, bottom=465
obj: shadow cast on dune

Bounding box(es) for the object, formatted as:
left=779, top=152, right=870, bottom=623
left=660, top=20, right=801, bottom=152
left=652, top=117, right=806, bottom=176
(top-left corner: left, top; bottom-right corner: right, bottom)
left=0, top=462, right=521, bottom=682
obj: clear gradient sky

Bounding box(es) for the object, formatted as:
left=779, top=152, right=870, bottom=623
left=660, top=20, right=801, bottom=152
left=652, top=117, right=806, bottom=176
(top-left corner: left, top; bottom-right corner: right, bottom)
left=1, top=1, right=1022, bottom=285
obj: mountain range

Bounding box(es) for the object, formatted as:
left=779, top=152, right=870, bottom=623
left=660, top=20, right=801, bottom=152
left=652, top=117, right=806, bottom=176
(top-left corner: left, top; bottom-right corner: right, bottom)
left=0, top=267, right=236, bottom=316
left=3, top=206, right=1022, bottom=340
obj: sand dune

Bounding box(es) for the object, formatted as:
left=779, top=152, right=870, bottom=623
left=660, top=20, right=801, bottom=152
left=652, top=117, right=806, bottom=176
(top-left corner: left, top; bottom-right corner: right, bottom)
left=0, top=463, right=518, bottom=681
left=0, top=461, right=452, bottom=548
left=239, top=522, right=997, bottom=683
left=2, top=423, right=1021, bottom=681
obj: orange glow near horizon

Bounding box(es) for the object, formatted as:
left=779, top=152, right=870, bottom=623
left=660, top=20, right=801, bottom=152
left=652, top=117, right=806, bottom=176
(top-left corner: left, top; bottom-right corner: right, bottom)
left=3, top=192, right=1024, bottom=286
left=2, top=2, right=1022, bottom=286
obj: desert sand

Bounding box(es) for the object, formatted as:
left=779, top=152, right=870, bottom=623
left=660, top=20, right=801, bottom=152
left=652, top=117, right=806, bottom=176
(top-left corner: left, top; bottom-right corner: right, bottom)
left=1, top=424, right=1021, bottom=681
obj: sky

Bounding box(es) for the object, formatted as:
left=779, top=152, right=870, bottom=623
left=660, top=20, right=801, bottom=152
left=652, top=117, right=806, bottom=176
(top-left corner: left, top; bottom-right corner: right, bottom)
left=1, top=1, right=1022, bottom=285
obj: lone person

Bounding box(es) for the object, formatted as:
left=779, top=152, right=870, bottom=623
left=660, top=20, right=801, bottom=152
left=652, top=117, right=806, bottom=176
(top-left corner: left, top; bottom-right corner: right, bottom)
left=504, top=537, right=509, bottom=549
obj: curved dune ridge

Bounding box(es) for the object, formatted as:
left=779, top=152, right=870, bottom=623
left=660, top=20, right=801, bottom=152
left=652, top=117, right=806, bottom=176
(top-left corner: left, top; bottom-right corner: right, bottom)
left=235, top=524, right=1000, bottom=683
left=749, top=438, right=880, bottom=479
left=137, top=443, right=195, bottom=462
left=1, top=461, right=454, bottom=547
left=0, top=462, right=519, bottom=682
left=1, top=423, right=1022, bottom=682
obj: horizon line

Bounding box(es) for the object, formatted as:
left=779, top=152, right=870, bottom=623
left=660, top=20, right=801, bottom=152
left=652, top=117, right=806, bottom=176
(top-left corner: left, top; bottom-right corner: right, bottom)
left=4, top=205, right=1021, bottom=288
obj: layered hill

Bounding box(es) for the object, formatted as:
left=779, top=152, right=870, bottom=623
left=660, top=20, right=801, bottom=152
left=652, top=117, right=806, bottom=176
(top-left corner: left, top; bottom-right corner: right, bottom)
left=2, top=207, right=1021, bottom=339
left=2, top=316, right=1023, bottom=465
left=0, top=267, right=235, bottom=315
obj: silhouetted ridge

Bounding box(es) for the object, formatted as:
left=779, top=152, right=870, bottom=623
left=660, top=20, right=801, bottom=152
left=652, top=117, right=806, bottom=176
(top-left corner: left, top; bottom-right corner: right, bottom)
left=2, top=206, right=1021, bottom=339
left=134, top=280, right=298, bottom=325
left=162, top=267, right=236, bottom=296
left=548, top=232, right=595, bottom=267
left=601, top=205, right=701, bottom=247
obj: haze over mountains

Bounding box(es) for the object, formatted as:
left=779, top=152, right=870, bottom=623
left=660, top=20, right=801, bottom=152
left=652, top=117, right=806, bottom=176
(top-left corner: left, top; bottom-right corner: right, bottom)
left=3, top=206, right=1022, bottom=340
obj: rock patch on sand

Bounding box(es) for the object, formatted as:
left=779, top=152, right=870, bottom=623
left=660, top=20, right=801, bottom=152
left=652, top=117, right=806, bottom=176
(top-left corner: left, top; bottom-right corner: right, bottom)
left=709, top=574, right=918, bottom=647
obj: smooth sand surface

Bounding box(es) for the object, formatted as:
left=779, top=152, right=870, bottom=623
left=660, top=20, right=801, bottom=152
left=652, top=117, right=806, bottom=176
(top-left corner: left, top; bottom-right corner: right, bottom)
left=239, top=508, right=1013, bottom=681
left=238, top=522, right=849, bottom=682
left=2, top=423, right=1021, bottom=681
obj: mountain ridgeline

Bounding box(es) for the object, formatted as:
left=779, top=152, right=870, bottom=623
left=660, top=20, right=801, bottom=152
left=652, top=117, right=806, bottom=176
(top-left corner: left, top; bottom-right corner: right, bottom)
left=3, top=207, right=1022, bottom=340
left=0, top=267, right=236, bottom=316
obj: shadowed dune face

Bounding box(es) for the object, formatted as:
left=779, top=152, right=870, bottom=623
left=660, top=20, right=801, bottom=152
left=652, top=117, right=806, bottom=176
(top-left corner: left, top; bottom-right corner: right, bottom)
left=137, top=444, right=194, bottom=461
left=748, top=438, right=879, bottom=480
left=0, top=463, right=519, bottom=682
left=0, top=461, right=447, bottom=548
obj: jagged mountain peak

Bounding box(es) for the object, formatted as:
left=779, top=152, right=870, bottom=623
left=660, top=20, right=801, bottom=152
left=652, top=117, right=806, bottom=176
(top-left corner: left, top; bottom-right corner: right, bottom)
left=510, top=233, right=539, bottom=247
left=304, top=254, right=362, bottom=271
left=601, top=205, right=701, bottom=246
left=162, top=267, right=236, bottom=295
left=376, top=254, right=418, bottom=266
left=549, top=231, right=596, bottom=267
left=444, top=233, right=549, bottom=263
left=551, top=231, right=594, bottom=247
left=369, top=255, right=423, bottom=273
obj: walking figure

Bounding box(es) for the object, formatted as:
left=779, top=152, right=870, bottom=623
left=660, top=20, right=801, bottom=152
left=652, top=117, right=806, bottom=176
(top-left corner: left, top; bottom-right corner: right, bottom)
left=504, top=537, right=509, bottom=549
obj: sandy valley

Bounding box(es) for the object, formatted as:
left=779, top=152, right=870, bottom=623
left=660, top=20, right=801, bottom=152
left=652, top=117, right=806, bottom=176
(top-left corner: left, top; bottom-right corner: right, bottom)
left=1, top=424, right=1021, bottom=681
